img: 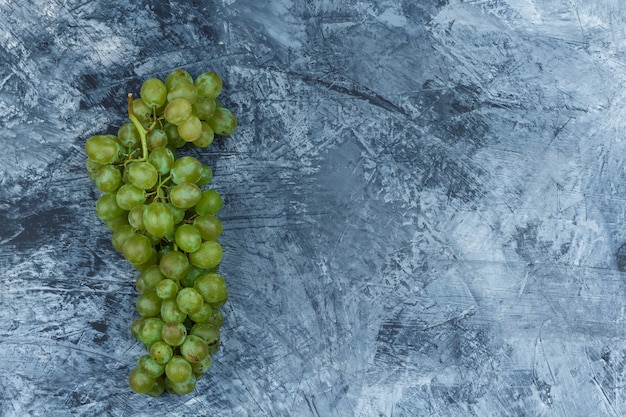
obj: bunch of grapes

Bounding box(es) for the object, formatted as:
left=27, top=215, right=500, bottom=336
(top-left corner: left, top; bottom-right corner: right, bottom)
left=84, top=69, right=236, bottom=396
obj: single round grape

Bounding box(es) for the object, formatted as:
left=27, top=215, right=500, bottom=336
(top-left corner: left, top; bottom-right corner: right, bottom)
left=191, top=122, right=214, bottom=148
left=137, top=265, right=165, bottom=292
left=191, top=354, right=212, bottom=376
left=94, top=165, right=122, bottom=193
left=189, top=241, right=223, bottom=269
left=141, top=77, right=167, bottom=108
left=206, top=307, right=225, bottom=328
left=180, top=335, right=209, bottom=363
left=187, top=302, right=213, bottom=323
left=165, top=355, right=193, bottom=384
left=146, top=129, right=168, bottom=150
left=138, top=317, right=165, bottom=345
left=164, top=122, right=186, bottom=148
left=146, top=377, right=165, bottom=397
left=136, top=291, right=162, bottom=317
left=150, top=341, right=174, bottom=365
left=170, top=155, right=202, bottom=184
left=85, top=135, right=121, bottom=164
left=132, top=97, right=153, bottom=124
left=196, top=165, right=213, bottom=187
left=167, top=82, right=198, bottom=104
left=138, top=354, right=165, bottom=378
left=190, top=322, right=220, bottom=354
left=192, top=97, right=216, bottom=120
left=155, top=278, right=179, bottom=299
left=166, top=202, right=186, bottom=224
left=132, top=247, right=158, bottom=271
left=161, top=322, right=187, bottom=347
left=179, top=264, right=208, bottom=288
left=164, top=98, right=192, bottom=125
left=96, top=192, right=126, bottom=221
left=195, top=189, right=223, bottom=215
left=123, top=233, right=153, bottom=264
left=117, top=122, right=141, bottom=148
left=128, top=204, right=146, bottom=230
left=166, top=372, right=196, bottom=395
left=130, top=316, right=147, bottom=341
left=194, top=273, right=228, bottom=307
left=148, top=146, right=175, bottom=175
left=170, top=182, right=202, bottom=209
left=176, top=287, right=204, bottom=315
left=159, top=250, right=189, bottom=280
left=112, top=224, right=135, bottom=252
left=175, top=224, right=202, bottom=253
left=193, top=214, right=223, bottom=241
left=208, top=107, right=237, bottom=136
left=165, top=69, right=193, bottom=91
left=129, top=368, right=156, bottom=394
left=127, top=161, right=159, bottom=190
left=116, top=184, right=146, bottom=211
left=195, top=71, right=222, bottom=98
left=161, top=298, right=187, bottom=323
left=143, top=202, right=174, bottom=238
left=104, top=213, right=130, bottom=232
left=86, top=158, right=104, bottom=174
left=177, top=115, right=202, bottom=142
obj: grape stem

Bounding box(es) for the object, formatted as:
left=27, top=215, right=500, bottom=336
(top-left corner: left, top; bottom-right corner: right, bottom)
left=127, top=93, right=148, bottom=161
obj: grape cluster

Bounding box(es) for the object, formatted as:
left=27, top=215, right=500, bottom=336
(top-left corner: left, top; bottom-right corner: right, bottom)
left=84, top=69, right=236, bottom=396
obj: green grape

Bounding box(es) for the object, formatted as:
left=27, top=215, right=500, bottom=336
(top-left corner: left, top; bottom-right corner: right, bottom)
left=155, top=278, right=179, bottom=299
left=164, top=122, right=187, bottom=148
left=170, top=155, right=202, bottom=184
left=104, top=213, right=130, bottom=232
left=136, top=291, right=163, bottom=317
left=166, top=372, right=196, bottom=395
left=166, top=202, right=186, bottom=224
left=123, top=233, right=153, bottom=264
left=116, top=184, right=146, bottom=211
left=128, top=204, right=146, bottom=230
left=192, top=97, right=216, bottom=120
left=180, top=335, right=209, bottom=363
left=141, top=78, right=167, bottom=108
left=143, top=202, right=174, bottom=238
left=193, top=214, right=223, bottom=241
left=161, top=298, right=187, bottom=323
left=146, top=129, right=168, bottom=150
left=191, top=122, right=214, bottom=148
left=146, top=377, right=165, bottom=397
left=191, top=354, right=212, bottom=376
left=85, top=135, right=121, bottom=164
left=148, top=146, right=175, bottom=175
left=129, top=368, right=156, bottom=394
left=167, top=82, right=198, bottom=104
left=94, top=165, right=122, bottom=193
left=139, top=265, right=166, bottom=292
left=117, top=122, right=141, bottom=148
left=86, top=158, right=104, bottom=174
left=159, top=250, right=189, bottom=280
left=176, top=287, right=204, bottom=315
left=161, top=322, right=187, bottom=347
left=138, top=354, right=165, bottom=378
left=132, top=97, right=153, bottom=124
left=206, top=307, right=225, bottom=328
left=189, top=241, right=223, bottom=269
left=165, top=356, right=193, bottom=384
left=127, top=161, right=159, bottom=190
left=112, top=225, right=135, bottom=252
left=150, top=341, right=174, bottom=365
left=195, top=71, right=223, bottom=98
left=190, top=322, right=220, bottom=354
left=208, top=107, right=237, bottom=136
left=177, top=115, right=202, bottom=142
left=130, top=316, right=147, bottom=341
left=138, top=317, right=165, bottom=345
left=165, top=69, right=193, bottom=91
left=164, top=98, right=192, bottom=125
left=195, top=189, right=223, bottom=215
left=170, top=182, right=202, bottom=209
left=194, top=273, right=228, bottom=307
left=187, top=302, right=212, bottom=323
left=179, top=264, right=208, bottom=288
left=132, top=248, right=158, bottom=271
left=96, top=192, right=126, bottom=221
left=196, top=165, right=213, bottom=186
left=175, top=224, right=202, bottom=253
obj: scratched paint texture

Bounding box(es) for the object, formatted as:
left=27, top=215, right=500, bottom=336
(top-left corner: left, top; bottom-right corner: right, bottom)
left=1, top=0, right=626, bottom=416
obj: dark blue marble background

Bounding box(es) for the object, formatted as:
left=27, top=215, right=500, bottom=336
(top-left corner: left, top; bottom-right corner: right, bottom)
left=2, top=1, right=626, bottom=416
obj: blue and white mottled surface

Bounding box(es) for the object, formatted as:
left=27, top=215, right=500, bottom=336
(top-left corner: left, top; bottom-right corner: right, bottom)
left=2, top=1, right=626, bottom=416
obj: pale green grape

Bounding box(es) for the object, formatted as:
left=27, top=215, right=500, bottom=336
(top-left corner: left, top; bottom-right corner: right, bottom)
left=195, top=189, right=222, bottom=215
left=196, top=165, right=213, bottom=186
left=146, top=377, right=165, bottom=397
left=166, top=202, right=186, bottom=224
left=158, top=250, right=189, bottom=280
left=164, top=122, right=186, bottom=148
left=170, top=155, right=202, bottom=184
left=165, top=356, right=193, bottom=384
left=195, top=71, right=222, bottom=98
left=192, top=97, right=216, bottom=120
left=146, top=129, right=168, bottom=150
left=187, top=302, right=212, bottom=323
left=131, top=316, right=147, bottom=341
left=96, top=192, right=126, bottom=221
left=161, top=298, right=187, bottom=323
left=165, top=69, right=193, bottom=91
left=180, top=335, right=209, bottom=363
left=94, top=165, right=122, bottom=193
left=148, top=146, right=175, bottom=175
left=190, top=322, right=220, bottom=354
left=194, top=273, right=228, bottom=307
left=138, top=317, right=165, bottom=345
left=176, top=287, right=204, bottom=315
left=174, top=224, right=202, bottom=253
left=143, top=202, right=174, bottom=238
left=208, top=107, right=237, bottom=136
left=164, top=98, right=192, bottom=125
left=161, top=322, right=187, bottom=347
left=170, top=182, right=202, bottom=209
left=166, top=372, right=196, bottom=395
left=117, top=122, right=141, bottom=148
left=128, top=204, right=146, bottom=230
left=155, top=278, right=178, bottom=299
left=141, top=78, right=167, bottom=108
left=189, top=241, right=223, bottom=269
left=112, top=224, right=135, bottom=252
left=191, top=122, right=214, bottom=148
left=104, top=213, right=130, bottom=232
left=191, top=354, right=212, bottom=376
left=139, top=265, right=166, bottom=292
left=85, top=135, right=121, bottom=164
left=116, top=184, right=146, bottom=211
left=132, top=97, right=153, bottom=124
left=167, top=82, right=198, bottom=104
left=137, top=354, right=165, bottom=378
left=177, top=115, right=202, bottom=142
left=150, top=341, right=173, bottom=365
left=136, top=291, right=162, bottom=317
left=123, top=233, right=153, bottom=264
left=127, top=161, right=159, bottom=190
left=193, top=214, right=223, bottom=241
left=129, top=368, right=155, bottom=394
